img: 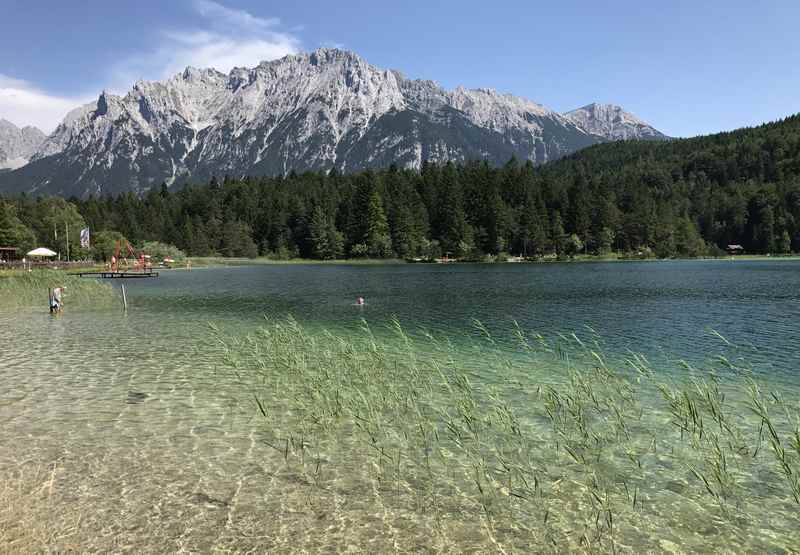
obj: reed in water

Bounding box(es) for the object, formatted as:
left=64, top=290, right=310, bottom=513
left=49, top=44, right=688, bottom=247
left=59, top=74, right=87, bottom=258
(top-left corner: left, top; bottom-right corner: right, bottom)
left=214, top=316, right=800, bottom=552
left=0, top=270, right=117, bottom=309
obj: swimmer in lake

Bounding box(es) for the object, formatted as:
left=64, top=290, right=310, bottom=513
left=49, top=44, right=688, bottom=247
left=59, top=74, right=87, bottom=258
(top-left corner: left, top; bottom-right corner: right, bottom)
left=356, top=297, right=365, bottom=306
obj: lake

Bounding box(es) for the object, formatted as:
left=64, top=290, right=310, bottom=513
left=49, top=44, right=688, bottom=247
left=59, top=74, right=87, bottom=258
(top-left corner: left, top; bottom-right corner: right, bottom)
left=1, top=260, right=799, bottom=552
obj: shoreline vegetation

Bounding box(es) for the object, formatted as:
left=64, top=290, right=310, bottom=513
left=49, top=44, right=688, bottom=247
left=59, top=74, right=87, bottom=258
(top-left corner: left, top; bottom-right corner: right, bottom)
left=210, top=316, right=800, bottom=551
left=3, top=252, right=795, bottom=273
left=182, top=253, right=800, bottom=268
left=0, top=269, right=117, bottom=309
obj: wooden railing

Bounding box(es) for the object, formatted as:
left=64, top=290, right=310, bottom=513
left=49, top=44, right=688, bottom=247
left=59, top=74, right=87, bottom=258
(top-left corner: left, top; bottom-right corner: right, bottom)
left=0, top=260, right=98, bottom=270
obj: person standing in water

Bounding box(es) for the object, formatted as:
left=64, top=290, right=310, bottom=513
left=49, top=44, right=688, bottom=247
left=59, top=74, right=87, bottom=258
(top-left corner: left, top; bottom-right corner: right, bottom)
left=356, top=296, right=365, bottom=306
left=50, top=286, right=65, bottom=313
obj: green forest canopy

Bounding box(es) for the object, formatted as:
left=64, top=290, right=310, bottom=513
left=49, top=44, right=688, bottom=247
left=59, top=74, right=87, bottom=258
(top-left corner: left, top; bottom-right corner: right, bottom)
left=1, top=113, right=799, bottom=260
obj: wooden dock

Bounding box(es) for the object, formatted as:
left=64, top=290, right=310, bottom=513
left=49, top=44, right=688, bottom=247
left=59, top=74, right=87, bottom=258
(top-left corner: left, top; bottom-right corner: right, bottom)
left=75, top=271, right=159, bottom=279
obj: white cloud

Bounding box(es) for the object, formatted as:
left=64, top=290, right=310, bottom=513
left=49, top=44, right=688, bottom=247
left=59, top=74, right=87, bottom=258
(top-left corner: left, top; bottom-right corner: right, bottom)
left=110, top=1, right=301, bottom=87
left=152, top=29, right=299, bottom=76
left=0, top=74, right=91, bottom=133
left=0, top=2, right=301, bottom=133
left=193, top=0, right=279, bottom=30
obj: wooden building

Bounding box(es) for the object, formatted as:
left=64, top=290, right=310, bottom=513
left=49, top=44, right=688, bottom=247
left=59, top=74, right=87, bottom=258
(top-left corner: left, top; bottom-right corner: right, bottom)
left=0, top=247, right=18, bottom=263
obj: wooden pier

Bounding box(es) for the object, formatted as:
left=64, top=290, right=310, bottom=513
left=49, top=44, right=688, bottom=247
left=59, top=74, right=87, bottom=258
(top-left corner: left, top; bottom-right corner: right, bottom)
left=75, top=271, right=159, bottom=279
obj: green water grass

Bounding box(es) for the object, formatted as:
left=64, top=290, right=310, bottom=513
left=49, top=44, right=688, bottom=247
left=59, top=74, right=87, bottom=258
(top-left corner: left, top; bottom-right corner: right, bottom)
left=213, top=317, right=800, bottom=552
left=187, top=256, right=407, bottom=267
left=0, top=270, right=118, bottom=309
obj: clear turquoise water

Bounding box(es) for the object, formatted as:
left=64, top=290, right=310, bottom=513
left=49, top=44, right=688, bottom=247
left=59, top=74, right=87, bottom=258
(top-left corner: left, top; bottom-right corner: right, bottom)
left=1, top=260, right=799, bottom=552
left=129, top=260, right=800, bottom=380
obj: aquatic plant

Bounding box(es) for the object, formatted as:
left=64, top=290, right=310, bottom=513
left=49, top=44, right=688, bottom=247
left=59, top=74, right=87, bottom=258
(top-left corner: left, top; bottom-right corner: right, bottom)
left=0, top=462, right=78, bottom=551
left=0, top=270, right=117, bottom=309
left=212, top=316, right=800, bottom=552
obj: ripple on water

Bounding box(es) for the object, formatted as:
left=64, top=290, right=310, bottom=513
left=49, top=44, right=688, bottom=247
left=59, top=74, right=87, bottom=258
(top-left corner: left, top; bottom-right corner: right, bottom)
left=1, top=261, right=799, bottom=551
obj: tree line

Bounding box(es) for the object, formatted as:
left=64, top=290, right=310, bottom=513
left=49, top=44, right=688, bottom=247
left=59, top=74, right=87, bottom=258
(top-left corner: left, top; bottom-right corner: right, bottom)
left=1, top=113, right=799, bottom=260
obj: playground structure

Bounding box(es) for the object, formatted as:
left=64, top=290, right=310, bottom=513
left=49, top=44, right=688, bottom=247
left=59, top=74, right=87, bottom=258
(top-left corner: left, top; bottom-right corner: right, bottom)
left=76, top=240, right=159, bottom=279
left=110, top=240, right=152, bottom=272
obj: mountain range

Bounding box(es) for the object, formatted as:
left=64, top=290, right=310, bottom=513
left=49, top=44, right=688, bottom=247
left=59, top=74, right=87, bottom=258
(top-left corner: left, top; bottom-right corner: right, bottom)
left=0, top=48, right=667, bottom=198
left=0, top=119, right=46, bottom=171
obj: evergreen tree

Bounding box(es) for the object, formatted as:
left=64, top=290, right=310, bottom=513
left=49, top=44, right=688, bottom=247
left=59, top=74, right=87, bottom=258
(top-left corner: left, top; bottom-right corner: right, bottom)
left=363, top=188, right=392, bottom=257
left=437, top=163, right=474, bottom=257
left=309, top=206, right=343, bottom=260
left=551, top=211, right=566, bottom=255
left=779, top=230, right=792, bottom=253
left=220, top=221, right=258, bottom=258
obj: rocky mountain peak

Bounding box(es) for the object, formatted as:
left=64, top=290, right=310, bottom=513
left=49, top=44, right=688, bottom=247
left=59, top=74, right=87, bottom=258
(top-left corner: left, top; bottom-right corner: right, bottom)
left=563, top=103, right=667, bottom=141
left=0, top=119, right=47, bottom=170
left=1, top=49, right=667, bottom=197
left=95, top=90, right=111, bottom=115
left=308, top=47, right=362, bottom=65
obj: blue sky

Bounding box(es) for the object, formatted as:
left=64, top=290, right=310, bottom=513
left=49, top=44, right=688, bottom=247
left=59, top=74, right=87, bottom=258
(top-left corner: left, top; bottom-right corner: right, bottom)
left=1, top=0, right=798, bottom=136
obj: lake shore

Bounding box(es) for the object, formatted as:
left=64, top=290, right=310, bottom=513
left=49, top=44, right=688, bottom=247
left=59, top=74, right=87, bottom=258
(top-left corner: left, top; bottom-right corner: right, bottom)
left=2, top=253, right=796, bottom=275
left=184, top=253, right=800, bottom=268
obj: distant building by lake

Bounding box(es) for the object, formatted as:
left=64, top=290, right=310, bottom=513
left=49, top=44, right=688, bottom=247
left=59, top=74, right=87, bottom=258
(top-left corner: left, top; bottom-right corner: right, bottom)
left=0, top=247, right=18, bottom=262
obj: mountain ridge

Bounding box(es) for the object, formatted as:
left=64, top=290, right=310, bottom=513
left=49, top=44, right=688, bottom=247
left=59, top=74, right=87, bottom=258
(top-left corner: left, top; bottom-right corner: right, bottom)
left=564, top=103, right=668, bottom=141
left=0, top=48, right=666, bottom=197
left=0, top=119, right=46, bottom=170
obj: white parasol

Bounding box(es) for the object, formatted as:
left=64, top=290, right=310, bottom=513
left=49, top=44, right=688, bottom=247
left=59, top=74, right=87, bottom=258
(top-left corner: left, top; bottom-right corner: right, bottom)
left=26, top=247, right=57, bottom=257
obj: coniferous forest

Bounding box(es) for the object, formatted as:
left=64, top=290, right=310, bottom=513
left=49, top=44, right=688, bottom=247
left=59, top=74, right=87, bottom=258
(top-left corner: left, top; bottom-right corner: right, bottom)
left=1, top=114, right=799, bottom=260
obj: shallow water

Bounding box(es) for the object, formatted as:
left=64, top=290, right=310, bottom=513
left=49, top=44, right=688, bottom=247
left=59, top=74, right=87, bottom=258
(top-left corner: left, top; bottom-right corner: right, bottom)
left=1, top=260, right=799, bottom=552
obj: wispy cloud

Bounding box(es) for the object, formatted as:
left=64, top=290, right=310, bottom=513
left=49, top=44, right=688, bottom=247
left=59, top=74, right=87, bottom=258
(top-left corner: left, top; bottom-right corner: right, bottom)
left=0, top=74, right=91, bottom=133
left=0, top=2, right=301, bottom=133
left=110, top=0, right=301, bottom=88
left=193, top=0, right=280, bottom=30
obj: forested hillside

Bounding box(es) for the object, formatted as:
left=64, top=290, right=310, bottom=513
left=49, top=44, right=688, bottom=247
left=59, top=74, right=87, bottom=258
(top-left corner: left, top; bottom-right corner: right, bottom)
left=1, top=114, right=799, bottom=260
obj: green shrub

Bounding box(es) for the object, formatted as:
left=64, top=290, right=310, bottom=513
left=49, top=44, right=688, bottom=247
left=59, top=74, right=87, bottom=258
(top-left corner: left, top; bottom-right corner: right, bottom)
left=138, top=241, right=186, bottom=261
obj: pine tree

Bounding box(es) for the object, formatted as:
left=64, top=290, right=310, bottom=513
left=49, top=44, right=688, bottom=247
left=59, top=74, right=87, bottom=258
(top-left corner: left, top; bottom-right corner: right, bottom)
left=309, top=206, right=343, bottom=260
left=363, top=188, right=392, bottom=257
left=437, top=163, right=474, bottom=257
left=551, top=211, right=566, bottom=255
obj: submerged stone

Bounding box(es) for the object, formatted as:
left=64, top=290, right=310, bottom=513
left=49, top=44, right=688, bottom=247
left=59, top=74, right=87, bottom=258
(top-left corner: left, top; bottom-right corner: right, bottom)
left=126, top=391, right=148, bottom=404
left=190, top=492, right=229, bottom=509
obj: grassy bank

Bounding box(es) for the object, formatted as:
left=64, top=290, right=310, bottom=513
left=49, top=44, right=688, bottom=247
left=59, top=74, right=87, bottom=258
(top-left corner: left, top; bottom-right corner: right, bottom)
left=187, top=256, right=407, bottom=267
left=0, top=270, right=118, bottom=309
left=214, top=317, right=800, bottom=552
left=186, top=253, right=800, bottom=268
left=568, top=253, right=800, bottom=263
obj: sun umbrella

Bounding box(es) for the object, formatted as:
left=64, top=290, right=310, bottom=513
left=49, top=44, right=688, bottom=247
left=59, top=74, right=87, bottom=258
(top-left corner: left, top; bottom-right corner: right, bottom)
left=26, top=247, right=57, bottom=257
